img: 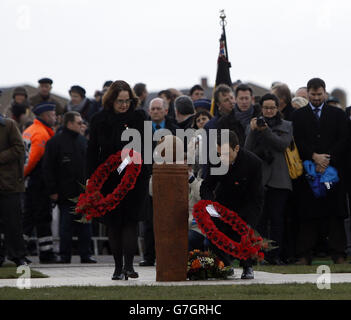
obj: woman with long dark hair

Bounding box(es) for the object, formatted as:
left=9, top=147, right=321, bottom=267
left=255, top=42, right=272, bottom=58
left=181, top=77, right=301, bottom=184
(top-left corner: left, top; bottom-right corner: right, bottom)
left=87, top=80, right=149, bottom=280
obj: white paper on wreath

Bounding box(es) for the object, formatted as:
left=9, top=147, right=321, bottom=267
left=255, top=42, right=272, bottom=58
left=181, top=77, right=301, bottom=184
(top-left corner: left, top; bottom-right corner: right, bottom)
left=117, top=155, right=131, bottom=175
left=206, top=204, right=221, bottom=217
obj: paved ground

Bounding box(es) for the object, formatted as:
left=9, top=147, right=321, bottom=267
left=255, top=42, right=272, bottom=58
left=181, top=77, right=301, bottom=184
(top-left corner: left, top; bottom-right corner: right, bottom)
left=1, top=255, right=351, bottom=288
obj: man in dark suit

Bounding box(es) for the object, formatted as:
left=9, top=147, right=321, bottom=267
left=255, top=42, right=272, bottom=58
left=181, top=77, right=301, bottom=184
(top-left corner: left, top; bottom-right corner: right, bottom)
left=292, top=78, right=348, bottom=264
left=200, top=131, right=264, bottom=279
left=139, top=98, right=179, bottom=267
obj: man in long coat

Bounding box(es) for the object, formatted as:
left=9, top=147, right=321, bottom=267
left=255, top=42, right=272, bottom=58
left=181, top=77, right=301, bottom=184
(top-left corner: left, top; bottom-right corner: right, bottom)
left=292, top=78, right=348, bottom=264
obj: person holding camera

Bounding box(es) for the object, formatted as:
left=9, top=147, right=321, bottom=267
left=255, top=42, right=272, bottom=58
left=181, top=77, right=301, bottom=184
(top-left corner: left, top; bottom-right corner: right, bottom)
left=244, top=93, right=293, bottom=265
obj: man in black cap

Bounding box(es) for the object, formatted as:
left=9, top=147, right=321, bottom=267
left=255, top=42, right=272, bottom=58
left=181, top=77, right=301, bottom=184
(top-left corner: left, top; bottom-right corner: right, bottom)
left=29, top=78, right=64, bottom=118
left=193, top=98, right=212, bottom=113
left=9, top=87, right=30, bottom=132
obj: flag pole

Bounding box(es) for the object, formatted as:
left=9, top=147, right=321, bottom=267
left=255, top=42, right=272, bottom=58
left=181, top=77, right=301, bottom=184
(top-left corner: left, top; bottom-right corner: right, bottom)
left=219, top=10, right=231, bottom=67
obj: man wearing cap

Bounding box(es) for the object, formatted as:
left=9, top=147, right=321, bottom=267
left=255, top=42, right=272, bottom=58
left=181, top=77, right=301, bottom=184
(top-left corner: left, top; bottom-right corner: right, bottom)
left=175, top=96, right=195, bottom=130
left=194, top=99, right=212, bottom=113
left=9, top=86, right=30, bottom=132
left=29, top=78, right=64, bottom=117
left=64, top=85, right=92, bottom=122
left=22, top=102, right=61, bottom=263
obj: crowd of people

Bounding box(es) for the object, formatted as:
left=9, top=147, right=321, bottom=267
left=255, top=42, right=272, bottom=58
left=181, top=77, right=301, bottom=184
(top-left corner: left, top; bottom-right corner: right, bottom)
left=0, top=76, right=351, bottom=281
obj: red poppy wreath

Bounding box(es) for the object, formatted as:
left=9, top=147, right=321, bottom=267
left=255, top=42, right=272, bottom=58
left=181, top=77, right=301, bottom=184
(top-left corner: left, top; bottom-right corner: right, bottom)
left=193, top=200, right=269, bottom=261
left=75, top=149, right=142, bottom=221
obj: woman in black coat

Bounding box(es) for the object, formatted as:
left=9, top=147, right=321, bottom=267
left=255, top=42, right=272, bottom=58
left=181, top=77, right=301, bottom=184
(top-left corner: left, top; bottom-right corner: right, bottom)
left=87, top=80, right=149, bottom=280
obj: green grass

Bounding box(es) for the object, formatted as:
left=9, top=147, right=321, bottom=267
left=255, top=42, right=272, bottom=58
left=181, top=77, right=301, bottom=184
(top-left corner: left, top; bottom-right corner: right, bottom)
left=229, top=256, right=351, bottom=274
left=0, top=283, right=350, bottom=300
left=254, top=263, right=351, bottom=274
left=0, top=264, right=48, bottom=279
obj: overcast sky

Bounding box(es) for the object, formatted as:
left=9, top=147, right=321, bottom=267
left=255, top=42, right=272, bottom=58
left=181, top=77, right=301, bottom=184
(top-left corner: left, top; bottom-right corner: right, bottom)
left=1, top=0, right=351, bottom=103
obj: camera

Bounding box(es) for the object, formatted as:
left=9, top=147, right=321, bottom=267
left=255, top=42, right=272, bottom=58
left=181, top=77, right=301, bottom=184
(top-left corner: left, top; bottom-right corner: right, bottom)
left=256, top=116, right=266, bottom=127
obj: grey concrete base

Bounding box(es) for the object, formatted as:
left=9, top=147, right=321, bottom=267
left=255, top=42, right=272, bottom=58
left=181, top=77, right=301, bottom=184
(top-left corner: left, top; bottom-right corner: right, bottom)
left=1, top=256, right=351, bottom=288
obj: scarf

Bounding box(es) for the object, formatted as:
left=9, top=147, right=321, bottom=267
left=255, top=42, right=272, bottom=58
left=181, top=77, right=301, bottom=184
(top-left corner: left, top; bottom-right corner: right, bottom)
left=234, top=104, right=254, bottom=129
left=264, top=113, right=282, bottom=128
left=66, top=98, right=87, bottom=113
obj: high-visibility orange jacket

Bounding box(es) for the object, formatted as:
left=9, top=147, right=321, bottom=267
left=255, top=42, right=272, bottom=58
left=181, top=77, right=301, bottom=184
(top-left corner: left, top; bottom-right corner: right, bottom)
left=22, top=119, right=54, bottom=177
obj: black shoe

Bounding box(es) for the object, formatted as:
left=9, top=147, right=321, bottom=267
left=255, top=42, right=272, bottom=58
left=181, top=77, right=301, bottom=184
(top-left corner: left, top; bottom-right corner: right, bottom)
left=112, top=269, right=126, bottom=280
left=24, top=257, right=32, bottom=265
left=139, top=260, right=154, bottom=266
left=227, top=267, right=234, bottom=276
left=241, top=267, right=254, bottom=280
left=81, top=257, right=97, bottom=264
left=39, top=252, right=61, bottom=264
left=10, top=258, right=28, bottom=267
left=124, top=269, right=139, bottom=280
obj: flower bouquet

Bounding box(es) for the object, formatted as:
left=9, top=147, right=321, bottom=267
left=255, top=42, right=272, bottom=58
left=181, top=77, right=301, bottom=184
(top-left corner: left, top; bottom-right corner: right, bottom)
left=187, top=250, right=234, bottom=280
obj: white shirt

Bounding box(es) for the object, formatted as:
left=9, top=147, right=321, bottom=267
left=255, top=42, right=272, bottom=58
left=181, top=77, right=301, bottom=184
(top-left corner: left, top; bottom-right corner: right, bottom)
left=309, top=102, right=325, bottom=119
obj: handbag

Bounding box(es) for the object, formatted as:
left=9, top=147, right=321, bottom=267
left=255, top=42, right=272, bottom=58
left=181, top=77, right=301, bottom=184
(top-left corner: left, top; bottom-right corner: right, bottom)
left=285, top=139, right=303, bottom=179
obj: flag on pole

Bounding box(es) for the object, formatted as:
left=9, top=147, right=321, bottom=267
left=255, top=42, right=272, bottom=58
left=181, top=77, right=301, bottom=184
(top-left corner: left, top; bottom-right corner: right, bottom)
left=210, top=11, right=232, bottom=115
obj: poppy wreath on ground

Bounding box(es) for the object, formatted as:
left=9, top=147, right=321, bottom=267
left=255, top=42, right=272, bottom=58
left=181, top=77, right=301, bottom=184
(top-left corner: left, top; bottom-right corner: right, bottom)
left=75, top=149, right=142, bottom=221
left=193, top=200, right=269, bottom=261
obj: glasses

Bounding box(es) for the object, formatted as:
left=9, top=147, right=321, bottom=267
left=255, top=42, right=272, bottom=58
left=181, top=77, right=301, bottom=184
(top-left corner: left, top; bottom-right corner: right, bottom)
left=262, top=107, right=277, bottom=111
left=115, top=99, right=132, bottom=105
left=75, top=121, right=83, bottom=125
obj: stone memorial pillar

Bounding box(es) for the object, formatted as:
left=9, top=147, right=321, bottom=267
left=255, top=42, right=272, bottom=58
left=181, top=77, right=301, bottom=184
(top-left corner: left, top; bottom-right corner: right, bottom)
left=152, top=136, right=189, bottom=281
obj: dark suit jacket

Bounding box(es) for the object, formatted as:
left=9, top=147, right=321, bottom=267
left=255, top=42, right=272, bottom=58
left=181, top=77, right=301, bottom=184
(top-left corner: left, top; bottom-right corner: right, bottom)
left=292, top=103, right=348, bottom=219
left=292, top=104, right=347, bottom=170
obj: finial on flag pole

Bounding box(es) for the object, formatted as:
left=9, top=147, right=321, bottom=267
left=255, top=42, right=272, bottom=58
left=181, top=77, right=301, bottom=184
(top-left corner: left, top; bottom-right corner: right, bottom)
left=219, top=10, right=227, bottom=27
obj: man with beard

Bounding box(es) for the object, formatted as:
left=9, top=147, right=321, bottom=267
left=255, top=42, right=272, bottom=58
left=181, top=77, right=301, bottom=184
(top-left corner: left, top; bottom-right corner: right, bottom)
left=292, top=78, right=348, bottom=265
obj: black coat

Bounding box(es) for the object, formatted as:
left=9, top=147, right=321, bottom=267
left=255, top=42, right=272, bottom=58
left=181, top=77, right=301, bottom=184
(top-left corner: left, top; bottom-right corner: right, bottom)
left=87, top=108, right=150, bottom=222
left=42, top=128, right=87, bottom=204
left=281, top=102, right=295, bottom=121
left=200, top=148, right=264, bottom=228
left=177, top=115, right=195, bottom=130
left=292, top=104, right=348, bottom=219
left=64, top=99, right=93, bottom=123
left=346, top=107, right=351, bottom=192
